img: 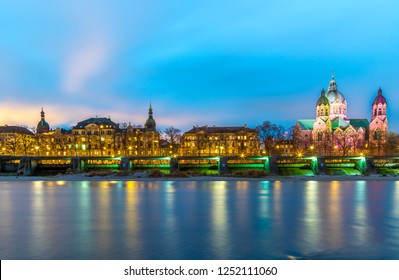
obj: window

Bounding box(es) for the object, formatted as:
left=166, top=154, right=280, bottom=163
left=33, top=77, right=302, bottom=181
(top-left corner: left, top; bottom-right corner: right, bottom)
left=374, top=130, right=381, bottom=140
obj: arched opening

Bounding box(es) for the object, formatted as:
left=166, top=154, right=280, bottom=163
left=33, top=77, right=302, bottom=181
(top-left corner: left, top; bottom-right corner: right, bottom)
left=374, top=129, right=381, bottom=140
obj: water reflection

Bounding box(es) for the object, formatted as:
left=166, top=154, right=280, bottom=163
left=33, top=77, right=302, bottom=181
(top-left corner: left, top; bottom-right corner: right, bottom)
left=211, top=181, right=229, bottom=259
left=354, top=181, right=368, bottom=245
left=1, top=180, right=399, bottom=259
left=327, top=181, right=343, bottom=249
left=303, top=181, right=320, bottom=250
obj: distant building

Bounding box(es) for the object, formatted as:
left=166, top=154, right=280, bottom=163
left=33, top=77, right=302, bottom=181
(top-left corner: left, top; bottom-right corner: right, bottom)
left=0, top=125, right=35, bottom=155
left=296, top=74, right=388, bottom=156
left=67, top=105, right=160, bottom=157
left=180, top=125, right=259, bottom=156
left=274, top=140, right=294, bottom=156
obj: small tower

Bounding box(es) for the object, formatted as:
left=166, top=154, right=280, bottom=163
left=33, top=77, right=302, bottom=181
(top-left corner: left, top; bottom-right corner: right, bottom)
left=144, top=104, right=156, bottom=132
left=313, top=89, right=332, bottom=144
left=37, top=107, right=50, bottom=133
left=325, top=72, right=348, bottom=120
left=369, top=87, right=388, bottom=144
left=316, top=89, right=330, bottom=121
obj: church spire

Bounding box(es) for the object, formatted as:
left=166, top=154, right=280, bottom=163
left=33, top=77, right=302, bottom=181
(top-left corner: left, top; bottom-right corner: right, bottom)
left=41, top=107, right=45, bottom=119
left=328, top=71, right=337, bottom=91
left=37, top=107, right=50, bottom=133
left=145, top=103, right=156, bottom=131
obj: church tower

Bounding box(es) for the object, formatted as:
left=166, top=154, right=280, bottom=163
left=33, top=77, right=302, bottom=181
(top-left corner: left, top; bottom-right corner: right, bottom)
left=325, top=72, right=347, bottom=120
left=144, top=104, right=156, bottom=132
left=369, top=87, right=388, bottom=144
left=313, top=89, right=332, bottom=144
left=36, top=107, right=50, bottom=133
left=316, top=89, right=330, bottom=121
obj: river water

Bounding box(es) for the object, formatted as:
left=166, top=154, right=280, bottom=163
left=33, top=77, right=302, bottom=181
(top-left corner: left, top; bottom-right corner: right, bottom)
left=0, top=180, right=398, bottom=259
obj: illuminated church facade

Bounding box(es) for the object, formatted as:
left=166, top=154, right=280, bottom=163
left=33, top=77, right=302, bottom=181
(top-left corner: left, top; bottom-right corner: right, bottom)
left=296, top=74, right=388, bottom=155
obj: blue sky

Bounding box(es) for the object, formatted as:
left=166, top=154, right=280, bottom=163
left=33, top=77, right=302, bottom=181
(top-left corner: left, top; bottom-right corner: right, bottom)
left=0, top=0, right=398, bottom=132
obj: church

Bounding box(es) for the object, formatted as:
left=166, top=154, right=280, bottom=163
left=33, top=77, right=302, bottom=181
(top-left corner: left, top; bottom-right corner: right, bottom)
left=296, top=74, right=388, bottom=156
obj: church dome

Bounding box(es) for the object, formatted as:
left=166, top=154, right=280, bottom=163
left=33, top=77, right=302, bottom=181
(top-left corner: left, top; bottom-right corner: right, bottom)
left=325, top=75, right=346, bottom=103
left=316, top=89, right=329, bottom=106
left=37, top=120, right=49, bottom=129
left=36, top=108, right=50, bottom=133
left=373, top=87, right=387, bottom=105
left=144, top=104, right=156, bottom=131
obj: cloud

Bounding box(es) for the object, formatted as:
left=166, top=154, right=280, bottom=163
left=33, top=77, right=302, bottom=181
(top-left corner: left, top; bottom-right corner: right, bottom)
left=61, top=35, right=112, bottom=95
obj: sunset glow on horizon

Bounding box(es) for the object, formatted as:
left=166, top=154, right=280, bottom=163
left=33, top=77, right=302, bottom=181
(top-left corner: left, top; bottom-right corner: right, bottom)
left=1, top=0, right=399, bottom=132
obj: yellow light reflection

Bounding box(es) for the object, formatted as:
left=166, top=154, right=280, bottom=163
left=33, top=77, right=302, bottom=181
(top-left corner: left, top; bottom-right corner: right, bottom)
left=211, top=181, right=229, bottom=258
left=97, top=181, right=111, bottom=250
left=303, top=181, right=321, bottom=249
left=124, top=181, right=141, bottom=251
left=328, top=181, right=343, bottom=247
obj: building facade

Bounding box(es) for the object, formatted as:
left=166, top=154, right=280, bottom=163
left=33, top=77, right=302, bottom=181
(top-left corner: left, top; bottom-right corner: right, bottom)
left=0, top=125, right=35, bottom=155
left=1, top=106, right=161, bottom=157
left=296, top=74, right=388, bottom=156
left=180, top=125, right=259, bottom=156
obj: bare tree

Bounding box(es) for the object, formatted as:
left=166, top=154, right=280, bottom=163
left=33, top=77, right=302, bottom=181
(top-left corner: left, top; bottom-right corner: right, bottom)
left=257, top=121, right=285, bottom=155
left=383, top=131, right=399, bottom=156
left=163, top=127, right=181, bottom=154
left=5, top=133, right=19, bottom=155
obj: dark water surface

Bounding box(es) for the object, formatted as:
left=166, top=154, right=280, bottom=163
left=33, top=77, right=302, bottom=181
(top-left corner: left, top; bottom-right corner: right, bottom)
left=1, top=180, right=399, bottom=259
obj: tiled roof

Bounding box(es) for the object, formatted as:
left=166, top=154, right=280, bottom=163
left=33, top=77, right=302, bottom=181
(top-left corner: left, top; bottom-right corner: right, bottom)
left=297, top=120, right=315, bottom=130
left=0, top=126, right=34, bottom=135
left=185, top=126, right=256, bottom=134
left=73, top=117, right=118, bottom=129
left=349, top=119, right=369, bottom=128
left=331, top=117, right=350, bottom=129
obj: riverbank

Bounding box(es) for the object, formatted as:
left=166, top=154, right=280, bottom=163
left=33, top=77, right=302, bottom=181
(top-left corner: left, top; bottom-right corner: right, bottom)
left=1, top=173, right=398, bottom=181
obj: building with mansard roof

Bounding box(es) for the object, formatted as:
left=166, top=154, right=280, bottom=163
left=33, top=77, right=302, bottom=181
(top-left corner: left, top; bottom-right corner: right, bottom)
left=180, top=125, right=259, bottom=156
left=296, top=73, right=388, bottom=156
left=67, top=105, right=160, bottom=157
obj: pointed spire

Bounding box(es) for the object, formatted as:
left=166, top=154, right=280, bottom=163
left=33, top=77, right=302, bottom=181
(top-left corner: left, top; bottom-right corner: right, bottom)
left=321, top=89, right=326, bottom=96
left=328, top=71, right=337, bottom=91
left=145, top=103, right=156, bottom=131
left=378, top=87, right=382, bottom=95
left=40, top=107, right=45, bottom=119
